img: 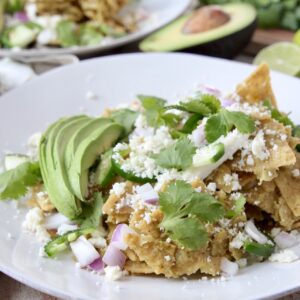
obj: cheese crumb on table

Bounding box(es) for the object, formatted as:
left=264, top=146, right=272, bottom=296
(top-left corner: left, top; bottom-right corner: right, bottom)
left=104, top=266, right=127, bottom=281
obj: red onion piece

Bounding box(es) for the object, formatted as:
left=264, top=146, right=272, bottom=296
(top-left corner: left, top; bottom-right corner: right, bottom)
left=245, top=220, right=268, bottom=244
left=220, top=257, right=238, bottom=276
left=14, top=12, right=29, bottom=23
left=199, top=85, right=221, bottom=97
left=70, top=236, right=100, bottom=267
left=221, top=98, right=235, bottom=107
left=45, top=213, right=73, bottom=230
left=274, top=232, right=298, bottom=249
left=103, top=244, right=126, bottom=268
left=111, top=224, right=136, bottom=250
left=89, top=257, right=105, bottom=272
left=136, top=183, right=159, bottom=204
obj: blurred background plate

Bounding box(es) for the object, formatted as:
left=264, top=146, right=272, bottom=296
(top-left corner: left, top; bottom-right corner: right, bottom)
left=0, top=0, right=192, bottom=58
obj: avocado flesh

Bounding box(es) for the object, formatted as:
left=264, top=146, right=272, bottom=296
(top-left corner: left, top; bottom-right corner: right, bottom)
left=39, top=116, right=90, bottom=219
left=140, top=3, right=256, bottom=52
left=64, top=118, right=113, bottom=170
left=68, top=122, right=123, bottom=200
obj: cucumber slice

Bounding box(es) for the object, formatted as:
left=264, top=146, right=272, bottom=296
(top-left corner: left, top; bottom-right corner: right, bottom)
left=4, top=154, right=29, bottom=170
left=95, top=149, right=115, bottom=188
left=111, top=151, right=156, bottom=184
left=193, top=143, right=225, bottom=167
left=44, top=227, right=94, bottom=258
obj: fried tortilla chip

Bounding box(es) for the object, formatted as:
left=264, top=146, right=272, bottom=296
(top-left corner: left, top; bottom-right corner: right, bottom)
left=236, top=64, right=277, bottom=107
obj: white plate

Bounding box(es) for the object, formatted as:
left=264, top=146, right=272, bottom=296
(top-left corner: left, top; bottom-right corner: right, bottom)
left=0, top=0, right=191, bottom=58
left=1, top=53, right=300, bottom=300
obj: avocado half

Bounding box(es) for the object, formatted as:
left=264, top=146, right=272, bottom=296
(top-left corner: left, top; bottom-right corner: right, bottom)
left=140, top=3, right=257, bottom=58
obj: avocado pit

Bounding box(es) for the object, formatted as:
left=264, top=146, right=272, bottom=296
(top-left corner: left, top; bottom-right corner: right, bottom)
left=183, top=6, right=230, bottom=34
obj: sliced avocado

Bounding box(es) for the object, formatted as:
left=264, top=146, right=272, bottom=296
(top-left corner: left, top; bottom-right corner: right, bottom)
left=68, top=122, right=123, bottom=200
left=64, top=118, right=113, bottom=170
left=140, top=3, right=257, bottom=58
left=39, top=116, right=90, bottom=219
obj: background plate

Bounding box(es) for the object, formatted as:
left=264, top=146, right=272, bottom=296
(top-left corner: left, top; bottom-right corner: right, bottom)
left=0, top=0, right=191, bottom=58
left=0, top=53, right=300, bottom=300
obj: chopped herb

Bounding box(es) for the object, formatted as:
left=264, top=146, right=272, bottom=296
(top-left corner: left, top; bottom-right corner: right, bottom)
left=161, top=113, right=181, bottom=128
left=0, top=161, right=41, bottom=200
left=110, top=108, right=139, bottom=136
left=244, top=241, right=274, bottom=258
left=226, top=195, right=246, bottom=218
left=153, top=137, right=196, bottom=170
left=159, top=180, right=225, bottom=250
left=205, top=109, right=256, bottom=143
left=181, top=114, right=202, bottom=134
left=292, top=125, right=300, bottom=138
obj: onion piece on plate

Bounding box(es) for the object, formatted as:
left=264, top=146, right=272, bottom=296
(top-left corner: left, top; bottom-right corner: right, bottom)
left=136, top=183, right=159, bottom=205
left=245, top=220, right=268, bottom=244
left=70, top=236, right=100, bottom=267
left=220, top=257, right=238, bottom=276
left=103, top=244, right=126, bottom=268
left=89, top=257, right=105, bottom=272
left=45, top=213, right=73, bottom=230
left=274, top=232, right=298, bottom=249
left=111, top=224, right=136, bottom=250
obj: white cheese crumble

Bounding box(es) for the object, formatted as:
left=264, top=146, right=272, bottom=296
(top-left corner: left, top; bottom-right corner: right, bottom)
left=251, top=130, right=270, bottom=161
left=164, top=255, right=171, bottom=262
left=269, top=249, right=299, bottom=263
left=292, top=169, right=300, bottom=178
left=223, top=173, right=241, bottom=191
left=111, top=182, right=127, bottom=197
left=57, top=224, right=78, bottom=236
left=88, top=236, right=107, bottom=249
left=22, top=207, right=50, bottom=242
left=230, top=232, right=248, bottom=249
left=27, top=132, right=42, bottom=159
left=207, top=182, right=217, bottom=192
left=104, top=266, right=127, bottom=281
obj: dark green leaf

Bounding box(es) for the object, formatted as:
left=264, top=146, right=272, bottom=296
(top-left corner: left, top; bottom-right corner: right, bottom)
left=110, top=108, right=139, bottom=136
left=244, top=241, right=274, bottom=258
left=153, top=137, right=196, bottom=170
left=264, top=100, right=294, bottom=127
left=161, top=113, right=181, bottom=128
left=0, top=161, right=41, bottom=200
left=181, top=114, right=202, bottom=134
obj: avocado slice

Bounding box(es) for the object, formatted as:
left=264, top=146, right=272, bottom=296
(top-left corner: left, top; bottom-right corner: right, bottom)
left=139, top=3, right=257, bottom=58
left=39, top=116, right=91, bottom=219
left=67, top=122, right=123, bottom=201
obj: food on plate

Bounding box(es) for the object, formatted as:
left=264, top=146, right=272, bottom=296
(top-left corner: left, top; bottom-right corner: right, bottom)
left=200, top=0, right=300, bottom=31
left=140, top=3, right=257, bottom=58
left=1, top=64, right=300, bottom=281
left=0, top=0, right=148, bottom=49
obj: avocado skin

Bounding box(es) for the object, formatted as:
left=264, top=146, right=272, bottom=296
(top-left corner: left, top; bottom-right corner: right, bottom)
left=39, top=116, right=91, bottom=219
left=68, top=122, right=123, bottom=201
left=185, top=19, right=257, bottom=58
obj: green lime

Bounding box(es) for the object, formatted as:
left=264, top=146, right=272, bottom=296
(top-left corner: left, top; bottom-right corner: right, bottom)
left=294, top=30, right=300, bottom=46
left=253, top=42, right=300, bottom=77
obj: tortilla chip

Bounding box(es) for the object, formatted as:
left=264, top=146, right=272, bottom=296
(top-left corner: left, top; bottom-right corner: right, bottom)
left=236, top=64, right=277, bottom=107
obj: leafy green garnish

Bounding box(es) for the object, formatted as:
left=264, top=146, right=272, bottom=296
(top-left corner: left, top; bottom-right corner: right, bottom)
left=161, top=113, right=181, bottom=128
left=181, top=114, right=202, bottom=134
left=159, top=180, right=225, bottom=250
left=205, top=109, right=256, bottom=143
left=0, top=161, right=41, bottom=200
left=138, top=95, right=167, bottom=127
left=226, top=195, right=246, bottom=218
left=44, top=227, right=95, bottom=257
left=56, top=20, right=78, bottom=47
left=110, top=108, right=139, bottom=136
left=292, top=125, right=300, bottom=138
left=263, top=100, right=294, bottom=127
left=79, top=192, right=104, bottom=229
left=79, top=23, right=103, bottom=46
left=244, top=241, right=274, bottom=258
left=153, top=137, right=196, bottom=170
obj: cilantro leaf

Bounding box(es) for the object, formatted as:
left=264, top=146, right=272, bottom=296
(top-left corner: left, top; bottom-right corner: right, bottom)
left=244, top=241, right=274, bottom=259
left=161, top=113, right=181, bottom=128
left=181, top=114, right=202, bottom=134
left=138, top=95, right=167, bottom=127
left=263, top=100, right=294, bottom=127
left=205, top=109, right=256, bottom=143
left=0, top=161, right=41, bottom=200
left=110, top=108, right=138, bottom=136
left=153, top=137, right=196, bottom=170
left=159, top=180, right=225, bottom=250
left=79, top=192, right=104, bottom=229
left=226, top=195, right=246, bottom=218
left=179, top=100, right=211, bottom=115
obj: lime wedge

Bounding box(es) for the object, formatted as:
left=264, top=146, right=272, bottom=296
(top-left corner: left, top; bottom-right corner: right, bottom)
left=253, top=42, right=300, bottom=77
left=294, top=30, right=300, bottom=46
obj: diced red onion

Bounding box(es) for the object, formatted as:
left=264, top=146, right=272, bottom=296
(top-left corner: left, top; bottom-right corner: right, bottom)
left=45, top=213, right=73, bottom=230
left=220, top=257, right=238, bottom=276
left=221, top=98, right=235, bottom=107
left=102, top=244, right=126, bottom=268
left=274, top=232, right=298, bottom=249
left=245, top=220, right=268, bottom=244
left=89, top=257, right=105, bottom=272
left=111, top=224, right=136, bottom=250
left=190, top=124, right=206, bottom=148
left=70, top=236, right=100, bottom=267
left=199, top=85, right=221, bottom=97
left=136, top=183, right=159, bottom=205
left=14, top=12, right=29, bottom=22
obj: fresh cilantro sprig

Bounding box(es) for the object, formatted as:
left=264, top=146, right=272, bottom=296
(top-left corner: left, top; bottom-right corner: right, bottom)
left=159, top=180, right=225, bottom=250
left=244, top=241, right=274, bottom=259
left=226, top=195, right=246, bottom=218
left=153, top=137, right=196, bottom=170
left=263, top=100, right=294, bottom=127
left=205, top=109, right=256, bottom=143
left=110, top=108, right=138, bottom=136
left=0, top=161, right=41, bottom=200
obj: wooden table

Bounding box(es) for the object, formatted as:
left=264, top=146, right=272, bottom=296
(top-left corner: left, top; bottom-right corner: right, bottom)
left=1, top=29, right=299, bottom=300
